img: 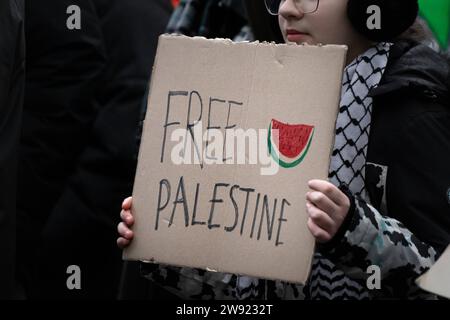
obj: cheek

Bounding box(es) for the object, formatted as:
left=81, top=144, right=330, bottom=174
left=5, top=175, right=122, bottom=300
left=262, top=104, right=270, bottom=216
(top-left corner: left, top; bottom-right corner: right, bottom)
left=309, top=1, right=354, bottom=45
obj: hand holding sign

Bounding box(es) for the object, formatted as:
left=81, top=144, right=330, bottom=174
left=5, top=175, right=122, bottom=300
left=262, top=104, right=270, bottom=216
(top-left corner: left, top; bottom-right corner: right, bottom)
left=117, top=197, right=134, bottom=249
left=306, top=180, right=351, bottom=243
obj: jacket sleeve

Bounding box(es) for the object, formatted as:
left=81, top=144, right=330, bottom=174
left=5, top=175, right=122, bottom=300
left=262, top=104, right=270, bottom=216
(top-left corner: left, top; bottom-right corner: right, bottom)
left=320, top=105, right=450, bottom=298
left=319, top=196, right=438, bottom=298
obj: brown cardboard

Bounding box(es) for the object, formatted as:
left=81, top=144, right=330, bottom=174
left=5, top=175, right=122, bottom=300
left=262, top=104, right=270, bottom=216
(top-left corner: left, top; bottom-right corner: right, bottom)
left=124, top=35, right=347, bottom=284
left=416, top=245, right=450, bottom=299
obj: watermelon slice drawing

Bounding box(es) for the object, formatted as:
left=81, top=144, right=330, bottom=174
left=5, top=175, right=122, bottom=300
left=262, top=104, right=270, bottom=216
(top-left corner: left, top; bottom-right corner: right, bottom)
left=268, top=119, right=315, bottom=169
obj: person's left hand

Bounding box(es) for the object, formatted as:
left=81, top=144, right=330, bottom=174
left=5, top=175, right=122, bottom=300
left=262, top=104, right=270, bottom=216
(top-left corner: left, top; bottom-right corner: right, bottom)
left=306, top=179, right=351, bottom=243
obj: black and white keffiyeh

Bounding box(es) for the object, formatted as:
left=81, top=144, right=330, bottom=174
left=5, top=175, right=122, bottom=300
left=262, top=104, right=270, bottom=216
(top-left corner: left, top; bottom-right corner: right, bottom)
left=307, top=42, right=392, bottom=300
left=329, top=42, right=392, bottom=198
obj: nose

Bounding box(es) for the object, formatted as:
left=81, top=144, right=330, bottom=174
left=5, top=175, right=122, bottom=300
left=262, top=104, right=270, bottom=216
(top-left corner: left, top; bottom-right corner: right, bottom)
left=279, top=0, right=304, bottom=19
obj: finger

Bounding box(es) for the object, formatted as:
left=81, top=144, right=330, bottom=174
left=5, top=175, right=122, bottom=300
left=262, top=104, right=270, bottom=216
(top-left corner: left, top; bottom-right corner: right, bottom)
left=308, top=180, right=346, bottom=207
left=306, top=201, right=335, bottom=233
left=122, top=197, right=132, bottom=210
left=306, top=191, right=339, bottom=217
left=117, top=222, right=134, bottom=239
left=117, top=237, right=130, bottom=249
left=307, top=218, right=332, bottom=243
left=120, top=209, right=135, bottom=227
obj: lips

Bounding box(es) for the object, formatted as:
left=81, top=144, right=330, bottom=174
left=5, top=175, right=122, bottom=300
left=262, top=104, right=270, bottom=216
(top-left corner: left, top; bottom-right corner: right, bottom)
left=286, top=29, right=309, bottom=43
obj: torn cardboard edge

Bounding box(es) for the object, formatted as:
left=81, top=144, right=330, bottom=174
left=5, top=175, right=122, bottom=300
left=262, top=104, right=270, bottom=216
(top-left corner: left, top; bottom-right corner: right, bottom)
left=163, top=33, right=348, bottom=52
left=416, top=245, right=450, bottom=299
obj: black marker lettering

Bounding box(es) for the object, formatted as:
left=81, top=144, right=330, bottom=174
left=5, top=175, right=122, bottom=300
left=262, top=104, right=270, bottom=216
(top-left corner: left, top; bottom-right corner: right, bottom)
left=250, top=193, right=261, bottom=239
left=191, top=183, right=206, bottom=225
left=205, top=97, right=225, bottom=160
left=169, top=176, right=189, bottom=227
left=257, top=196, right=277, bottom=241
left=276, top=198, right=290, bottom=246
left=187, top=91, right=203, bottom=169
left=223, top=100, right=243, bottom=161
left=208, top=183, right=229, bottom=229
left=225, top=185, right=240, bottom=232
left=240, top=188, right=255, bottom=235
left=155, top=179, right=171, bottom=230
left=161, top=91, right=187, bottom=163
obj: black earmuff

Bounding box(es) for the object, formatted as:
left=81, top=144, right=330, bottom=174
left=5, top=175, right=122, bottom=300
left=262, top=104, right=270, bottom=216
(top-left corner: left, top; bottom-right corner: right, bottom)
left=347, top=0, right=419, bottom=42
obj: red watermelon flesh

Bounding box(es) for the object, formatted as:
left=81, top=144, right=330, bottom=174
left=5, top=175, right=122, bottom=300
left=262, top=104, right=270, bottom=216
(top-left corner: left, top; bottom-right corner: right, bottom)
left=271, top=119, right=314, bottom=159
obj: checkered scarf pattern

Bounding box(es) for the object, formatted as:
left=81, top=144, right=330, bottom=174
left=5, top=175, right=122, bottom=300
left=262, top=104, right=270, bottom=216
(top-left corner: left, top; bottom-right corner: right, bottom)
left=328, top=42, right=392, bottom=198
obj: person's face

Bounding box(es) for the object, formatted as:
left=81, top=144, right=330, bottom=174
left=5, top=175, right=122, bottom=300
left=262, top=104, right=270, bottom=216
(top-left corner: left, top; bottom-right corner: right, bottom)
left=278, top=0, right=371, bottom=54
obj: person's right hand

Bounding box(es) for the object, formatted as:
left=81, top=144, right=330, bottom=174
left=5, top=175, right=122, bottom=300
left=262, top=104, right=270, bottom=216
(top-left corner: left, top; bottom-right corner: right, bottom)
left=117, top=197, right=134, bottom=249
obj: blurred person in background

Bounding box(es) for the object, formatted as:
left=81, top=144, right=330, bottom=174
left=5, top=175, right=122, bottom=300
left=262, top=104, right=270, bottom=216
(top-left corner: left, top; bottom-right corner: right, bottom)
left=0, top=0, right=25, bottom=300
left=17, top=0, right=171, bottom=299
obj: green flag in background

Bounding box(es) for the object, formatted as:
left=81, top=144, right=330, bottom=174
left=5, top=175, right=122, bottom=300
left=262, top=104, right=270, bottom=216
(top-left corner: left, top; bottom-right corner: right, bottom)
left=419, top=0, right=450, bottom=49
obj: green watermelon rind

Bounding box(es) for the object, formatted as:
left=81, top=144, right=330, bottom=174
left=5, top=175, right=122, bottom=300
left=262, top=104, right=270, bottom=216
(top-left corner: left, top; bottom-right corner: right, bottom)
left=268, top=122, right=315, bottom=169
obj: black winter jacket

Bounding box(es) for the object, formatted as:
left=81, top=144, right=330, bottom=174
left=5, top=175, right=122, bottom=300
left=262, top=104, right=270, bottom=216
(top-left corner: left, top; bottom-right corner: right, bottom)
left=367, top=39, right=450, bottom=254
left=321, top=39, right=450, bottom=298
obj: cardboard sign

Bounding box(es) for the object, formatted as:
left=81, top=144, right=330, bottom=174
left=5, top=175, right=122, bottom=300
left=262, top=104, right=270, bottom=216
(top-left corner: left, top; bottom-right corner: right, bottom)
left=124, top=35, right=347, bottom=284
left=416, top=245, right=450, bottom=299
